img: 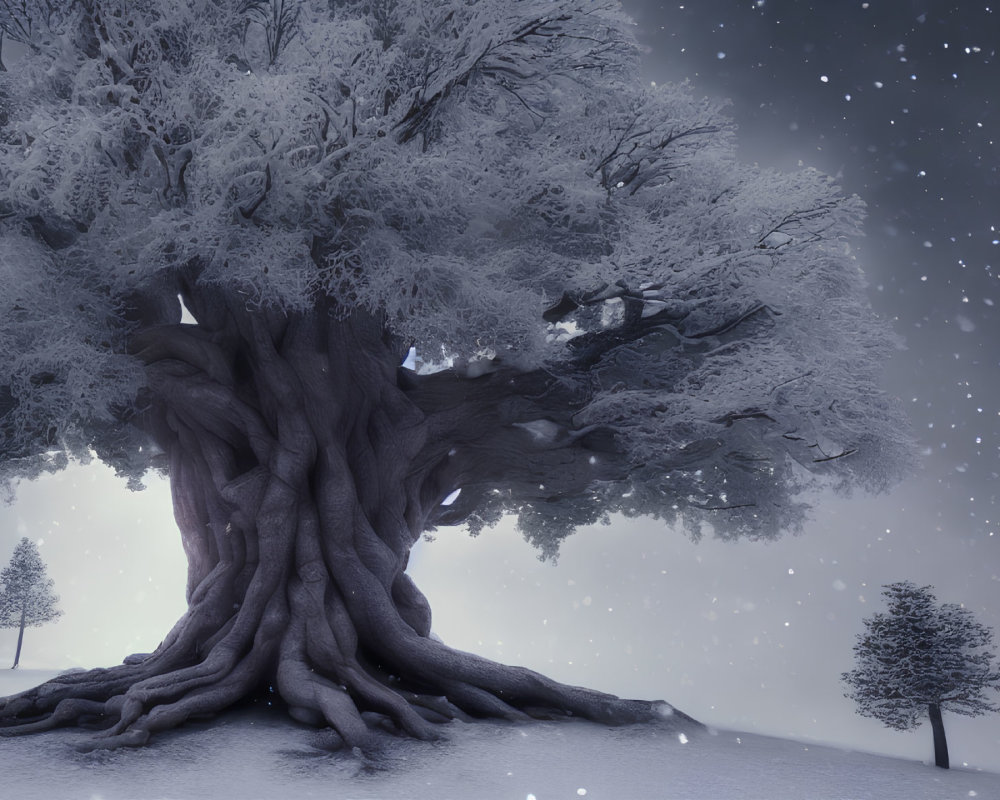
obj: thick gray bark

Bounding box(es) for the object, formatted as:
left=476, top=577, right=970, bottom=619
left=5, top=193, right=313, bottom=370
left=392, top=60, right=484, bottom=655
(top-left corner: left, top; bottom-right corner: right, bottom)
left=0, top=295, right=694, bottom=748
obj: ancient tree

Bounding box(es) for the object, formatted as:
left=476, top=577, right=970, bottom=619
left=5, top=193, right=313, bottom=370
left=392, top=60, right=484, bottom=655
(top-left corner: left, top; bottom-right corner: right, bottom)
left=843, top=582, right=1000, bottom=769
left=0, top=0, right=909, bottom=748
left=0, top=537, right=62, bottom=668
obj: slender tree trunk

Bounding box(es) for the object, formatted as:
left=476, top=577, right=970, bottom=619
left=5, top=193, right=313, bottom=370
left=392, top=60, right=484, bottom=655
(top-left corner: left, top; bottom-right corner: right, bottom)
left=928, top=702, right=949, bottom=769
left=0, top=297, right=694, bottom=748
left=12, top=605, right=26, bottom=669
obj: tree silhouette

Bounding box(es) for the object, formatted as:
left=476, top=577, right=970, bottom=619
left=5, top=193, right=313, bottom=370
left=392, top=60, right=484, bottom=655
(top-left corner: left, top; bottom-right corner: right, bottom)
left=0, top=538, right=62, bottom=669
left=842, top=581, right=1000, bottom=769
left=0, top=0, right=910, bottom=748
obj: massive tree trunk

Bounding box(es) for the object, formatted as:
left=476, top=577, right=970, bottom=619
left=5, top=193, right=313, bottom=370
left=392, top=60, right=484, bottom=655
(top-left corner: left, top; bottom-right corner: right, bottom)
left=928, top=702, right=949, bottom=769
left=0, top=291, right=691, bottom=748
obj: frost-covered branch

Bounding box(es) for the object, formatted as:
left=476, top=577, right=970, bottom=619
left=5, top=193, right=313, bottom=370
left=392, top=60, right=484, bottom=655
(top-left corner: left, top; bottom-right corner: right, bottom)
left=239, top=0, right=301, bottom=68
left=0, top=0, right=910, bottom=546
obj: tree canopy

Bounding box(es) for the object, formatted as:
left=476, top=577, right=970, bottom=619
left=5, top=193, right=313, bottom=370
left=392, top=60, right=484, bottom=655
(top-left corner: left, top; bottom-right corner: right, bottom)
left=0, top=537, right=61, bottom=628
left=0, top=537, right=62, bottom=668
left=0, top=0, right=910, bottom=555
left=842, top=581, right=1000, bottom=768
left=843, top=581, right=1000, bottom=729
left=0, top=0, right=917, bottom=749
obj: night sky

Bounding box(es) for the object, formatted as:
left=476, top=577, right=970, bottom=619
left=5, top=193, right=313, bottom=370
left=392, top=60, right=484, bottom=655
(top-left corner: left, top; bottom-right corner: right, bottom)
left=1, top=0, right=999, bottom=776
left=629, top=0, right=1000, bottom=539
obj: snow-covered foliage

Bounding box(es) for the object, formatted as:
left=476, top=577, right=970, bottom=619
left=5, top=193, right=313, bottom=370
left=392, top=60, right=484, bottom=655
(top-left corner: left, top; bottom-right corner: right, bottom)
left=0, top=0, right=910, bottom=547
left=0, top=537, right=62, bottom=667
left=842, top=581, right=1000, bottom=730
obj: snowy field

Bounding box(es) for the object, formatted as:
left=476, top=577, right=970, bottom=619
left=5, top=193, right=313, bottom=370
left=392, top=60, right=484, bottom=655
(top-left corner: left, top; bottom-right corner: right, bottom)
left=1, top=671, right=998, bottom=800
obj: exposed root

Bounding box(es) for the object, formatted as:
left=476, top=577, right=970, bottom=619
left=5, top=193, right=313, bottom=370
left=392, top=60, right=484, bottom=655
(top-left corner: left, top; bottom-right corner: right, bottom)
left=0, top=478, right=692, bottom=750
left=0, top=585, right=691, bottom=751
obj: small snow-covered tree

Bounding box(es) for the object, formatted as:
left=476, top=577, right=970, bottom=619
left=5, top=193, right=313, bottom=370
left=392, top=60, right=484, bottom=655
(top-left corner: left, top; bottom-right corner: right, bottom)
left=0, top=0, right=910, bottom=748
left=842, top=581, right=1000, bottom=769
left=0, top=537, right=62, bottom=669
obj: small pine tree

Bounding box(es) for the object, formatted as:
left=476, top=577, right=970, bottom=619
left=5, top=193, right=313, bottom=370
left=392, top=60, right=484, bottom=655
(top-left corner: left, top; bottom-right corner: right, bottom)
left=842, top=581, right=1000, bottom=769
left=0, top=538, right=62, bottom=668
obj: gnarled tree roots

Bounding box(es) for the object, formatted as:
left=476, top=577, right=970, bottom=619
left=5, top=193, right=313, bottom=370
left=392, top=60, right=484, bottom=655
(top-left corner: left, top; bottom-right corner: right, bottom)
left=0, top=570, right=691, bottom=751
left=0, top=305, right=697, bottom=750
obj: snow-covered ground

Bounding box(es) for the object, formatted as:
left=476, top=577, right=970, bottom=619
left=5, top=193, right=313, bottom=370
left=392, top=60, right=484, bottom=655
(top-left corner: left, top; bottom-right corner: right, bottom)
left=1, top=671, right=998, bottom=800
